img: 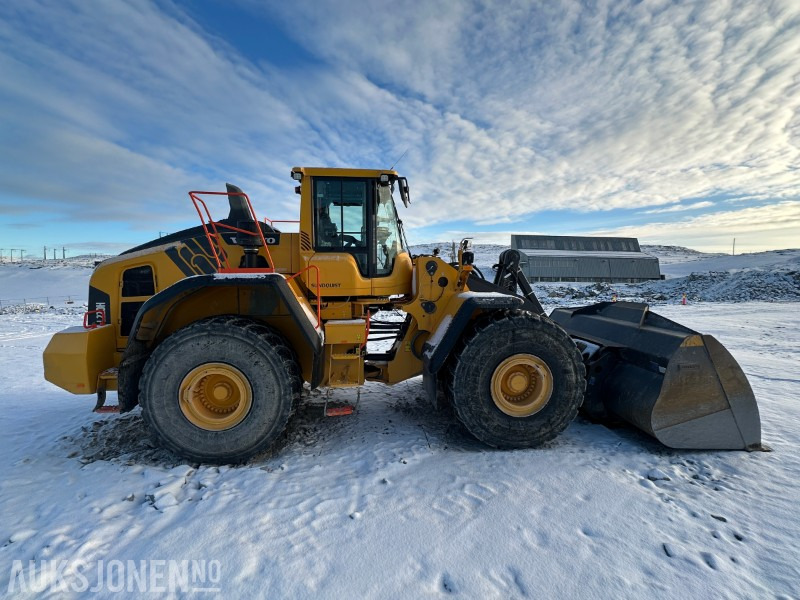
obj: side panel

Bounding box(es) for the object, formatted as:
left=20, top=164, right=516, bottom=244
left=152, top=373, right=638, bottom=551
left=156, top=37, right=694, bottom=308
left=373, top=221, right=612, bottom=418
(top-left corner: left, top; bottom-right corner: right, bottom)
left=88, top=233, right=301, bottom=350
left=372, top=251, right=413, bottom=297
left=307, top=253, right=373, bottom=297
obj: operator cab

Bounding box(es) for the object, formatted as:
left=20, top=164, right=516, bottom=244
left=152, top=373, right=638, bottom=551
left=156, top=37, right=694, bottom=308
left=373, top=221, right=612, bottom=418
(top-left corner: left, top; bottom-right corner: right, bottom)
left=295, top=167, right=413, bottom=297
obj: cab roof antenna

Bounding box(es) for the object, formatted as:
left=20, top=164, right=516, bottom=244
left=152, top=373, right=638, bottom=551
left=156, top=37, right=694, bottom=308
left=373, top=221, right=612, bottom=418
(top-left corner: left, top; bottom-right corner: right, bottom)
left=389, top=148, right=408, bottom=170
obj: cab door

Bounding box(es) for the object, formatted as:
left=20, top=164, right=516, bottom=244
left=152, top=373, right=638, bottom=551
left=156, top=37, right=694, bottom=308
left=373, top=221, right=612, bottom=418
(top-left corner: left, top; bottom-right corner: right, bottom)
left=308, top=177, right=373, bottom=296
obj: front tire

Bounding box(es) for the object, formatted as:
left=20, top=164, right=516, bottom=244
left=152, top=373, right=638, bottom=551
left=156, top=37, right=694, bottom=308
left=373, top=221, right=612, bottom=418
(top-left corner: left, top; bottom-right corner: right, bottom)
left=446, top=311, right=585, bottom=448
left=139, top=316, right=301, bottom=464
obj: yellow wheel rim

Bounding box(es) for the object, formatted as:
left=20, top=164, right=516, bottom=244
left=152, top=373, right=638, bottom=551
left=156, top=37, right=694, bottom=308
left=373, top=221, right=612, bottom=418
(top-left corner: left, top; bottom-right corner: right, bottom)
left=179, top=363, right=253, bottom=431
left=491, top=354, right=553, bottom=417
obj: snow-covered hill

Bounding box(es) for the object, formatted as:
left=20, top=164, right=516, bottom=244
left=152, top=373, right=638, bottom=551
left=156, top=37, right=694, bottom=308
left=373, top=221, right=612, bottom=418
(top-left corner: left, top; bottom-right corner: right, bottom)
left=657, top=248, right=800, bottom=278
left=0, top=257, right=105, bottom=310
left=640, top=244, right=721, bottom=265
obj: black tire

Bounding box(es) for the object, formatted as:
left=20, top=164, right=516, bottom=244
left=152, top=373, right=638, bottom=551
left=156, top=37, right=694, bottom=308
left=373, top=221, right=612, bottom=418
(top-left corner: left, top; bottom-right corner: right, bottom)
left=139, top=316, right=301, bottom=464
left=446, top=311, right=585, bottom=448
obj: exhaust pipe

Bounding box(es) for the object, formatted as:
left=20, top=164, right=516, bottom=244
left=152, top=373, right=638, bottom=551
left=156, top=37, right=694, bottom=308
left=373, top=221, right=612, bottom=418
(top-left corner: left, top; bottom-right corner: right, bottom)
left=550, top=302, right=761, bottom=450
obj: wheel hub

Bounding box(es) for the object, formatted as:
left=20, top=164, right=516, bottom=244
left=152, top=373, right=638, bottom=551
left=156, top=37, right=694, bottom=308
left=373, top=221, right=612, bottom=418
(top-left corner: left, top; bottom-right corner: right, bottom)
left=491, top=354, right=554, bottom=417
left=179, top=363, right=253, bottom=431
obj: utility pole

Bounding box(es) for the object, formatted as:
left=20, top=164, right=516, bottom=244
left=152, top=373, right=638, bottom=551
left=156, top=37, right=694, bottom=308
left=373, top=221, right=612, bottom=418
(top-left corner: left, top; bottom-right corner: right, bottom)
left=62, top=247, right=66, bottom=260
left=19, top=249, right=25, bottom=261
left=44, top=246, right=47, bottom=260
left=53, top=248, right=57, bottom=260
left=732, top=238, right=736, bottom=256
left=0, top=249, right=4, bottom=262
left=10, top=249, right=15, bottom=262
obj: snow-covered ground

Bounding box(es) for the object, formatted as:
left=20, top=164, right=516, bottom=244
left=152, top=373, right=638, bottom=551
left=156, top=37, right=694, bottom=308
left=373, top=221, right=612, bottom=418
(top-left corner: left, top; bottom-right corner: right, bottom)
left=0, top=250, right=798, bottom=598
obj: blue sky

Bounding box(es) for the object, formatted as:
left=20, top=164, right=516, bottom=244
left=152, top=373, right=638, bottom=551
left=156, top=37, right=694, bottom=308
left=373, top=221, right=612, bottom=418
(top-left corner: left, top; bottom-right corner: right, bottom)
left=1, top=0, right=799, bottom=258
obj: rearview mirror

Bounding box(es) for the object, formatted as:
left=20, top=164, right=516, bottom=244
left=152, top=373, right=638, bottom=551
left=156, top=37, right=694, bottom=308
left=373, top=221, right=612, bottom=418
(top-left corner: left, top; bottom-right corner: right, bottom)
left=397, top=177, right=410, bottom=207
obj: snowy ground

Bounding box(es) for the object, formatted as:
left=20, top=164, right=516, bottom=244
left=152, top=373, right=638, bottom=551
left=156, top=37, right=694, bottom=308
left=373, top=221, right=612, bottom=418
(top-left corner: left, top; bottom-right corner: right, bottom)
left=0, top=251, right=798, bottom=598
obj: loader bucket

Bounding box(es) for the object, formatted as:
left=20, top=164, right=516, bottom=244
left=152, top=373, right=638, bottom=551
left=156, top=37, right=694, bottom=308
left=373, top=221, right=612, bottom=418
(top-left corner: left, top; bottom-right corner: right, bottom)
left=549, top=302, right=761, bottom=450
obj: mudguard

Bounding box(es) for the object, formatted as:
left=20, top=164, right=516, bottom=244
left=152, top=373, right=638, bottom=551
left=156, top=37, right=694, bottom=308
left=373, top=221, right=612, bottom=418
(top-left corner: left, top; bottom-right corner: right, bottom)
left=421, top=292, right=523, bottom=407
left=117, top=273, right=323, bottom=411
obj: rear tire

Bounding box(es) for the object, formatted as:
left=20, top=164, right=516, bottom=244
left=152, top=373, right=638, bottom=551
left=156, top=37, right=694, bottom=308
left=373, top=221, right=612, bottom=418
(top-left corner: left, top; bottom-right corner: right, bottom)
left=446, top=311, right=585, bottom=448
left=139, top=316, right=301, bottom=464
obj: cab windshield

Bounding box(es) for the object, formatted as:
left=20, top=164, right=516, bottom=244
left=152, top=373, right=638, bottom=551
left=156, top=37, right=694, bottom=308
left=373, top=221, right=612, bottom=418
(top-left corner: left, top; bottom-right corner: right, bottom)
left=376, top=183, right=406, bottom=276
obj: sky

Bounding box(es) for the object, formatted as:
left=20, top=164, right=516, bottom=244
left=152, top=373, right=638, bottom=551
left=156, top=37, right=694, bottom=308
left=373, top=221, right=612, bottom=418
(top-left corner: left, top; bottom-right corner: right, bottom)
left=0, top=0, right=799, bottom=258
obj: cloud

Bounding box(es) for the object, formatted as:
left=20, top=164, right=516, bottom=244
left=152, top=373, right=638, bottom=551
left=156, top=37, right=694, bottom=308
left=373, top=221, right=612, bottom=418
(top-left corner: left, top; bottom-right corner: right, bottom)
left=643, top=201, right=715, bottom=214
left=592, top=201, right=800, bottom=252
left=0, top=0, right=317, bottom=227
left=262, top=0, right=800, bottom=227
left=0, top=0, right=799, bottom=253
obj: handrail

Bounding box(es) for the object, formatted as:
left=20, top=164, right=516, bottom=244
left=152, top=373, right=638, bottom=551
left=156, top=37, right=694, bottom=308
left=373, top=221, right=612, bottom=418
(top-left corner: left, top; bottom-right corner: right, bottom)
left=83, top=309, right=106, bottom=329
left=188, top=190, right=276, bottom=273
left=285, top=265, right=322, bottom=329
left=186, top=189, right=322, bottom=329
left=361, top=312, right=370, bottom=350
left=264, top=218, right=300, bottom=226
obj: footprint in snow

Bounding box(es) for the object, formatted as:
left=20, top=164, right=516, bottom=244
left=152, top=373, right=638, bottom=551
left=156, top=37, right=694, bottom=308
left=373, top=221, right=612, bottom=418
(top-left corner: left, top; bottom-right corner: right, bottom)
left=431, top=483, right=496, bottom=519
left=647, top=468, right=671, bottom=481
left=6, top=529, right=37, bottom=545
left=440, top=573, right=457, bottom=594
left=700, top=551, right=719, bottom=570
left=710, top=514, right=727, bottom=522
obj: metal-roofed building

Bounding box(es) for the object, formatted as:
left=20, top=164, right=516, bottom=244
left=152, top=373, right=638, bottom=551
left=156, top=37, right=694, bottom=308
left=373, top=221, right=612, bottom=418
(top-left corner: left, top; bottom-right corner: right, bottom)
left=511, top=235, right=661, bottom=283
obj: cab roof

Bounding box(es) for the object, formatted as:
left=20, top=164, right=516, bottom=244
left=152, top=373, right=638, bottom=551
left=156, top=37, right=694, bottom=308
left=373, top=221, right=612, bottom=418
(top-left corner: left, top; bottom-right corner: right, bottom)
left=290, top=167, right=399, bottom=179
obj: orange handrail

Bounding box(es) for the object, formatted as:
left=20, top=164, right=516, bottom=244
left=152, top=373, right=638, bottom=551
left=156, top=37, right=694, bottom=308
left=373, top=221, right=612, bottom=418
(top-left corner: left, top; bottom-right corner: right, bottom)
left=188, top=190, right=276, bottom=272
left=83, top=309, right=106, bottom=329
left=264, top=217, right=300, bottom=226
left=187, top=189, right=321, bottom=328
left=285, top=264, right=322, bottom=329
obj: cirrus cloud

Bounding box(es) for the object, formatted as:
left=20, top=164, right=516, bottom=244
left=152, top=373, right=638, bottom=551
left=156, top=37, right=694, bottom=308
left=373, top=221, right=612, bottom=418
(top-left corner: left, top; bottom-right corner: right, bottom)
left=0, top=0, right=798, bottom=253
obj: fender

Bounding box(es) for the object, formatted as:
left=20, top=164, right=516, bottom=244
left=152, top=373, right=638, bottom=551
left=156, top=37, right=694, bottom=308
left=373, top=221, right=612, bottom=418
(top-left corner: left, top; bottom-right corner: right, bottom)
left=118, top=274, right=323, bottom=411
left=421, top=293, right=524, bottom=407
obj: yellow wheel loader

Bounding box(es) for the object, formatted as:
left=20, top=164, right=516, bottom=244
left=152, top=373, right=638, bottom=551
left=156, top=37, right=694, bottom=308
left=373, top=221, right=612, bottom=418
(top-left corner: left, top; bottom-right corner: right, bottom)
left=43, top=168, right=761, bottom=463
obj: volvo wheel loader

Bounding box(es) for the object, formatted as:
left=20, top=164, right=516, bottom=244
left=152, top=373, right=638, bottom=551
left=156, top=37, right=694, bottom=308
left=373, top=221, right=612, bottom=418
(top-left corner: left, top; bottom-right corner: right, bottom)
left=43, top=168, right=762, bottom=463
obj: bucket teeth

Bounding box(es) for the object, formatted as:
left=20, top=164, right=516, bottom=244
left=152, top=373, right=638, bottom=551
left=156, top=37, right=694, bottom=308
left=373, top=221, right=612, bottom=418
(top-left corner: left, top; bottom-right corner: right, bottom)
left=550, top=302, right=761, bottom=450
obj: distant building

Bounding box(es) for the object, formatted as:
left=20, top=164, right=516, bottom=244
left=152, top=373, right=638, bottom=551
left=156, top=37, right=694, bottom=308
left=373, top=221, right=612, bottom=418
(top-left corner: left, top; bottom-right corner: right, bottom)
left=511, top=235, right=661, bottom=283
